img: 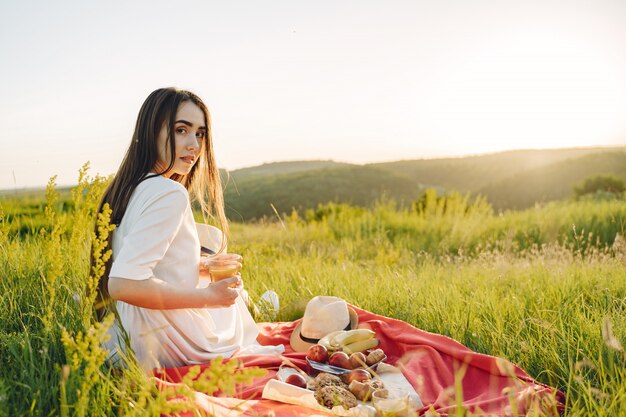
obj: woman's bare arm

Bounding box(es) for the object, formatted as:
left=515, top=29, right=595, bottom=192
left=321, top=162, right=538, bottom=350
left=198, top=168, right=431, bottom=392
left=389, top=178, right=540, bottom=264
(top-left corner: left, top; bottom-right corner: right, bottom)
left=107, top=275, right=241, bottom=309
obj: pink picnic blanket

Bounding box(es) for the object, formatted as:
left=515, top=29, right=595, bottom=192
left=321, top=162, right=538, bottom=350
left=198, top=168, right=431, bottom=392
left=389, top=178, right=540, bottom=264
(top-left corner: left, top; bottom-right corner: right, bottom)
left=153, top=306, right=565, bottom=416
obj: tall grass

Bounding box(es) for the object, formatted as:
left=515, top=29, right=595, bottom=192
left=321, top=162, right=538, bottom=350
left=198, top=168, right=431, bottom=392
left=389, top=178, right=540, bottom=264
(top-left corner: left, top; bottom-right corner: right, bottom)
left=0, top=165, right=262, bottom=417
left=234, top=197, right=626, bottom=416
left=1, top=168, right=625, bottom=415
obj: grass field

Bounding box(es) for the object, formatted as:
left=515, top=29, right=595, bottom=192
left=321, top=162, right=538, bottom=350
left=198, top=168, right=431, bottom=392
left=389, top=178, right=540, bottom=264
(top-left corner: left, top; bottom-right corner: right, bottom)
left=1, top=169, right=625, bottom=416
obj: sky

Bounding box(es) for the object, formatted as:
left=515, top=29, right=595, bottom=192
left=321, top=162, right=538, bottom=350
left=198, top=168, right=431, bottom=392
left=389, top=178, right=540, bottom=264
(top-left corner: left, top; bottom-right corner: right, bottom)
left=0, top=0, right=625, bottom=189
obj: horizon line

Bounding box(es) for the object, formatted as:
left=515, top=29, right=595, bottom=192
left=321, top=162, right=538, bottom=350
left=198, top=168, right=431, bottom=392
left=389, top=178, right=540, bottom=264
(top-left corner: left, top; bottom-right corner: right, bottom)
left=2, top=143, right=625, bottom=193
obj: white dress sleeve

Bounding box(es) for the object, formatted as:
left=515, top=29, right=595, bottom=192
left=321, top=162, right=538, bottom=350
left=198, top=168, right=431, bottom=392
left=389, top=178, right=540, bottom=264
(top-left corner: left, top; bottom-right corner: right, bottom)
left=109, top=187, right=188, bottom=281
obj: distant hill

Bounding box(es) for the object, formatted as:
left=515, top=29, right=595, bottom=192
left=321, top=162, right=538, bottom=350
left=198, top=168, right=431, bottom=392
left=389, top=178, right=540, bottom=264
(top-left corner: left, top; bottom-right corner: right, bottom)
left=224, top=147, right=626, bottom=220
left=3, top=147, right=624, bottom=220
left=0, top=186, right=72, bottom=199
left=478, top=151, right=626, bottom=210
left=369, top=147, right=623, bottom=191
left=225, top=160, right=353, bottom=181
left=223, top=165, right=423, bottom=221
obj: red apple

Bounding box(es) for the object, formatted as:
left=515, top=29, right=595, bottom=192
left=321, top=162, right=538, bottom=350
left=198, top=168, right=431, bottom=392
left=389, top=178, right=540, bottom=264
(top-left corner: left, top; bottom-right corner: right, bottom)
left=285, top=373, right=307, bottom=389
left=306, top=344, right=329, bottom=363
left=349, top=352, right=367, bottom=369
left=345, top=369, right=371, bottom=384
left=328, top=351, right=351, bottom=369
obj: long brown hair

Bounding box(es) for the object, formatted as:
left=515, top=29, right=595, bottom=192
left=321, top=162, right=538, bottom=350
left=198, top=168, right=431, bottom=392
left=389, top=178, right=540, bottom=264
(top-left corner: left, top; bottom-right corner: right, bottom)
left=91, top=87, right=228, bottom=319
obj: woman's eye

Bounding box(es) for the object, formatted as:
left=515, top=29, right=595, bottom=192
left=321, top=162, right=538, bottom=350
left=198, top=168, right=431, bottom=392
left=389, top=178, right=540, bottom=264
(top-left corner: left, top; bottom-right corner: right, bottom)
left=196, top=131, right=206, bottom=139
left=176, top=127, right=187, bottom=134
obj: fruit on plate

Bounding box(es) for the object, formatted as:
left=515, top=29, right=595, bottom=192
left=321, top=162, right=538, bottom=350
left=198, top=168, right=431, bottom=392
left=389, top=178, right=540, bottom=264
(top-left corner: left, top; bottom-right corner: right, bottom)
left=328, top=351, right=351, bottom=369
left=344, top=369, right=371, bottom=384
left=285, top=373, right=307, bottom=389
left=306, top=344, right=329, bottom=363
left=333, top=329, right=375, bottom=348
left=342, top=337, right=380, bottom=354
left=318, top=329, right=379, bottom=353
left=318, top=330, right=346, bottom=351
left=329, top=328, right=380, bottom=354
left=349, top=352, right=367, bottom=369
left=365, top=348, right=386, bottom=366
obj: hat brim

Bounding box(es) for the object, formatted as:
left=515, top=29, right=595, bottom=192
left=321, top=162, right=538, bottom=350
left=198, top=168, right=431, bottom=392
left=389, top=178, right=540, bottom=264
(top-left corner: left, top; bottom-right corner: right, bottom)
left=289, top=307, right=359, bottom=352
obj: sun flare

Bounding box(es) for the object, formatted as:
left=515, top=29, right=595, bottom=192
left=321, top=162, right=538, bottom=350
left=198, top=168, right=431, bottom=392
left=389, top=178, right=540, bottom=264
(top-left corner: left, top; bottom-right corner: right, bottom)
left=421, top=28, right=626, bottom=154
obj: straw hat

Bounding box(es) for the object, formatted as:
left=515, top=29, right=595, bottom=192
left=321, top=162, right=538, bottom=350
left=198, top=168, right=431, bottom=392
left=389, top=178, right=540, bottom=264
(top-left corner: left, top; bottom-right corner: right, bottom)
left=290, top=296, right=358, bottom=352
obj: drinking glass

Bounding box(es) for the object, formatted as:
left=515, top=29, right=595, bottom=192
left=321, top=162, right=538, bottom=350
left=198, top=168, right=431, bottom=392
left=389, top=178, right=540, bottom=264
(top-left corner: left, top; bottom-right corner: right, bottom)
left=372, top=388, right=410, bottom=417
left=208, top=260, right=241, bottom=281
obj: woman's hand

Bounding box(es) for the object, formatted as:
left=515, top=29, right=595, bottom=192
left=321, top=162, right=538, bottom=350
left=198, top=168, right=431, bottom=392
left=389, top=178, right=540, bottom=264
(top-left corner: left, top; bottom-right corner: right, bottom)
left=108, top=274, right=243, bottom=310
left=202, top=275, right=242, bottom=308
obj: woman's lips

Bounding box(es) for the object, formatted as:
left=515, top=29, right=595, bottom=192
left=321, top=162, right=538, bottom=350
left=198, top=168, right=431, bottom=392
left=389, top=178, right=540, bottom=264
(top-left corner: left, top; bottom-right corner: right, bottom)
left=180, top=156, right=195, bottom=164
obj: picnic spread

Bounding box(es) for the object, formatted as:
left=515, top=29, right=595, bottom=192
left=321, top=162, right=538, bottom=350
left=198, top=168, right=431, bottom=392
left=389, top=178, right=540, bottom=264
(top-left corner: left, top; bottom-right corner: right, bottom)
left=152, top=297, right=565, bottom=417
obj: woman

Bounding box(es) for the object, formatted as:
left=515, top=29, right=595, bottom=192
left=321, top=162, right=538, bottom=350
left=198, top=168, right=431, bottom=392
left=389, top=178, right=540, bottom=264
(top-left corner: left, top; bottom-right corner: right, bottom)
left=94, top=87, right=283, bottom=369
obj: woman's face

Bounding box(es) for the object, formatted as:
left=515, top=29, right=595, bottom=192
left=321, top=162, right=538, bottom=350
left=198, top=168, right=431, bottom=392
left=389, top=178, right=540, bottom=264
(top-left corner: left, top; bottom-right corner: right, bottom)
left=154, top=101, right=206, bottom=177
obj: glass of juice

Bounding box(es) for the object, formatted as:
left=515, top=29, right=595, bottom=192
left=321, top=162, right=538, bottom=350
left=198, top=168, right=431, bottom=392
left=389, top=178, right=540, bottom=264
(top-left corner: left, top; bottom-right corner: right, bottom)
left=372, top=388, right=410, bottom=417
left=208, top=258, right=242, bottom=283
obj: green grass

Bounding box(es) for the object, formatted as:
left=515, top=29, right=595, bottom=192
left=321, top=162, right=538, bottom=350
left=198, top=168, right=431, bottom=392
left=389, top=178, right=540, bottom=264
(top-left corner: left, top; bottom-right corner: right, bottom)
left=1, top=168, right=625, bottom=416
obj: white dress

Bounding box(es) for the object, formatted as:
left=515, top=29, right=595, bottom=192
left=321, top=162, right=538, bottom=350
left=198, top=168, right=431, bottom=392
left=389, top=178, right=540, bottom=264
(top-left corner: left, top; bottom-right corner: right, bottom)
left=102, top=175, right=283, bottom=369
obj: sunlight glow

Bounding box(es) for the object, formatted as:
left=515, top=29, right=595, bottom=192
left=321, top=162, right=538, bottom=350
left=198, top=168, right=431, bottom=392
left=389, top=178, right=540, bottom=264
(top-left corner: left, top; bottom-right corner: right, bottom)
left=422, top=27, right=625, bottom=154
left=0, top=1, right=625, bottom=188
